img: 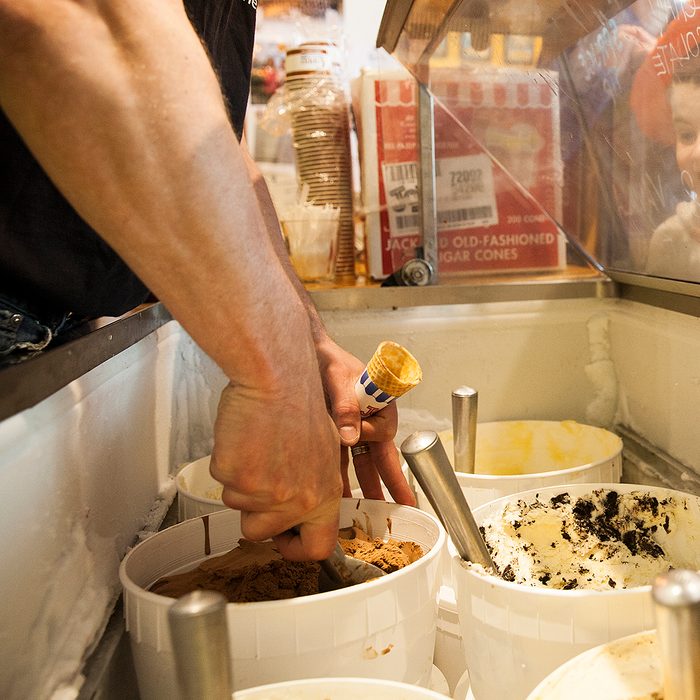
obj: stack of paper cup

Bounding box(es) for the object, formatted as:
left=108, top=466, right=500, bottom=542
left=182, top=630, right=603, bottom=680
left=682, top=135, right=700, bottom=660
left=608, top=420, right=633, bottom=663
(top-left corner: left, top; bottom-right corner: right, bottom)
left=355, top=341, right=423, bottom=417
left=285, top=42, right=356, bottom=280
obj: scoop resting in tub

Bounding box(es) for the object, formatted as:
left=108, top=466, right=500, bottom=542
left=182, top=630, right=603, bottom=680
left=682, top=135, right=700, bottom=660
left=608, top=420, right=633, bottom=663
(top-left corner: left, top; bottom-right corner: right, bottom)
left=150, top=524, right=424, bottom=602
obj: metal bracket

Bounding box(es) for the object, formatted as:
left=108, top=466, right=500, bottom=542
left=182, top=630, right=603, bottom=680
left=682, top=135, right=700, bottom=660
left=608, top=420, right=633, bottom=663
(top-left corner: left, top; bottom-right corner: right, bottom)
left=417, top=83, right=439, bottom=284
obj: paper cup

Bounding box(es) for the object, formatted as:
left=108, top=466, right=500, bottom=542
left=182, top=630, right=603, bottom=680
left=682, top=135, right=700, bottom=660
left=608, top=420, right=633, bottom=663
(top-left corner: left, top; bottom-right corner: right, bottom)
left=526, top=630, right=661, bottom=700
left=175, top=455, right=227, bottom=522
left=282, top=216, right=339, bottom=282
left=355, top=341, right=422, bottom=417
left=120, top=498, right=446, bottom=698
left=452, top=483, right=700, bottom=700
left=233, top=677, right=451, bottom=699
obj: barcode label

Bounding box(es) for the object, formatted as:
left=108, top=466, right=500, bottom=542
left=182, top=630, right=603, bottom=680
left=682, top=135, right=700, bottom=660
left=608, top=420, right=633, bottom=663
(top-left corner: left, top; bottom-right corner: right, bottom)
left=383, top=160, right=442, bottom=184
left=396, top=213, right=421, bottom=230
left=381, top=154, right=498, bottom=235
left=438, top=206, right=493, bottom=224
left=384, top=162, right=417, bottom=183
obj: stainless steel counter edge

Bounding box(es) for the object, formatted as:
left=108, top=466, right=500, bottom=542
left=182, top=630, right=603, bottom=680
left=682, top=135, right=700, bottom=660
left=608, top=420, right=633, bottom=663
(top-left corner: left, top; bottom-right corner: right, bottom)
left=0, top=303, right=172, bottom=423
left=310, top=276, right=617, bottom=311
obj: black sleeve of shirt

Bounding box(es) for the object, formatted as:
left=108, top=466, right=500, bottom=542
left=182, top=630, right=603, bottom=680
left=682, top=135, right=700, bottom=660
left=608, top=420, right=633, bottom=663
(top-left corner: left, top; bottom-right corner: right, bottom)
left=185, top=0, right=256, bottom=138
left=0, top=0, right=256, bottom=321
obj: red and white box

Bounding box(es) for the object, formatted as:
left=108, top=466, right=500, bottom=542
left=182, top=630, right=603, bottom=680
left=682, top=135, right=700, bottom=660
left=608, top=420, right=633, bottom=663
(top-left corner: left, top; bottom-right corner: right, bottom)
left=356, top=67, right=565, bottom=280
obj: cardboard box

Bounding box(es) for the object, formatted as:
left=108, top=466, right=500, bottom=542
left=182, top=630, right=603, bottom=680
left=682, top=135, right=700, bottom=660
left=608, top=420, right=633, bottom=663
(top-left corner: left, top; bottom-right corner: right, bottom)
left=357, top=67, right=564, bottom=279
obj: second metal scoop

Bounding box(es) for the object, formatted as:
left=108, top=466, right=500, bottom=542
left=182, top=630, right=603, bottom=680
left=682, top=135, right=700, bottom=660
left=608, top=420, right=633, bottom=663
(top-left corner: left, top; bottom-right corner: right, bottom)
left=401, top=430, right=494, bottom=571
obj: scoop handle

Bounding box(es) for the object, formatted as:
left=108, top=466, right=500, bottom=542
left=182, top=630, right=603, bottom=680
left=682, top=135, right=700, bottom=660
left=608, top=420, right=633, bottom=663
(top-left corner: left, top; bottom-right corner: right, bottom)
left=168, top=590, right=232, bottom=700
left=653, top=569, right=700, bottom=699
left=452, top=386, right=478, bottom=473
left=400, top=430, right=494, bottom=570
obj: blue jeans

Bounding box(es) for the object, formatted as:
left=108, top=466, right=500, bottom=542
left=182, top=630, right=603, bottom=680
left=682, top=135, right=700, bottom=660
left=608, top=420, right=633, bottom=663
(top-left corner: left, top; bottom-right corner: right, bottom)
left=0, top=296, right=72, bottom=364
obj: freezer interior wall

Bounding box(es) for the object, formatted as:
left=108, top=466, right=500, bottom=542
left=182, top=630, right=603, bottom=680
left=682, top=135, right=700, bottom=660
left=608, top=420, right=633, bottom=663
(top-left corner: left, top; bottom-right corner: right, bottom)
left=3, top=299, right=700, bottom=696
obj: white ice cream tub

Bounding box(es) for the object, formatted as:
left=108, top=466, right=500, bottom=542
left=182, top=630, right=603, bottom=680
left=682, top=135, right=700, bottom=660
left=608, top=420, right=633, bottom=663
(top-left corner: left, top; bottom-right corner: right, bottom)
left=120, top=498, right=446, bottom=698
left=176, top=455, right=226, bottom=521
left=177, top=454, right=413, bottom=521
left=414, top=421, right=622, bottom=514
left=414, top=421, right=621, bottom=589
left=232, top=676, right=451, bottom=699
left=452, top=483, right=700, bottom=700
left=526, top=630, right=661, bottom=700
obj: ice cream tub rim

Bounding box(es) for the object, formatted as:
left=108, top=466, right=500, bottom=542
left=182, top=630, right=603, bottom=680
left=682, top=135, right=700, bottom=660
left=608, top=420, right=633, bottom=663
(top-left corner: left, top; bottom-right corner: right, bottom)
left=438, top=421, right=623, bottom=482
left=233, top=676, right=452, bottom=699
left=121, top=498, right=446, bottom=607
left=449, top=455, right=621, bottom=482
left=525, top=629, right=658, bottom=700
left=453, top=481, right=700, bottom=598
left=176, top=455, right=222, bottom=506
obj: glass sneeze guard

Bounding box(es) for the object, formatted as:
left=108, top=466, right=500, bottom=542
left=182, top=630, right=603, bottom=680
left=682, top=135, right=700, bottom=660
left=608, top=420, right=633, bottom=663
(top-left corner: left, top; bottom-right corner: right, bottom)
left=373, top=0, right=700, bottom=299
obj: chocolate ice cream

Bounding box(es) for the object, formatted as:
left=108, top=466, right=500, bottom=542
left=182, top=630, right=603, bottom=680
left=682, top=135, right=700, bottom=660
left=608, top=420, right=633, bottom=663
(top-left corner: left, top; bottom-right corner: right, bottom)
left=150, top=525, right=424, bottom=603
left=150, top=539, right=319, bottom=602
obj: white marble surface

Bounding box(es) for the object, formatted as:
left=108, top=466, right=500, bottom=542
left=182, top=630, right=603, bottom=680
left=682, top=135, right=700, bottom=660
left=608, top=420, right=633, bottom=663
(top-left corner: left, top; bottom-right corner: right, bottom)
left=0, top=322, right=225, bottom=699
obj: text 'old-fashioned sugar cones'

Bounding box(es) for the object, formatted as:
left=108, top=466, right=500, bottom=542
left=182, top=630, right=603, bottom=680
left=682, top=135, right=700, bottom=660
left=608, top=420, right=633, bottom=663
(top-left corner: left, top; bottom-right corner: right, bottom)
left=354, top=341, right=422, bottom=417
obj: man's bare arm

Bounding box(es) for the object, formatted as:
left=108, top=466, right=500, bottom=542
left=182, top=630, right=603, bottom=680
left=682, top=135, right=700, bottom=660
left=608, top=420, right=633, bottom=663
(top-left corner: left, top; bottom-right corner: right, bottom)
left=242, top=148, right=416, bottom=506
left=0, top=0, right=342, bottom=558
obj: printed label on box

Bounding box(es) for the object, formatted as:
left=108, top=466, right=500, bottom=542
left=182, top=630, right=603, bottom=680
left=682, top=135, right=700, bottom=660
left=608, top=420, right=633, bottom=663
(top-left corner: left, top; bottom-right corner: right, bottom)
left=360, top=68, right=564, bottom=279
left=382, top=154, right=499, bottom=236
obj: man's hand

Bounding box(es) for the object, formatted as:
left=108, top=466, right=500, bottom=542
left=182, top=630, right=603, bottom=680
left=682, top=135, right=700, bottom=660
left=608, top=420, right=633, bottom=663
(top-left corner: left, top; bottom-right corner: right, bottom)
left=210, top=379, right=342, bottom=561
left=315, top=338, right=416, bottom=506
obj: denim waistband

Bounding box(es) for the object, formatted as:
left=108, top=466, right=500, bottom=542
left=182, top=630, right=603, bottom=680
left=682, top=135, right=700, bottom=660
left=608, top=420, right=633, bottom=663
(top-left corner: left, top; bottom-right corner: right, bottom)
left=0, top=294, right=71, bottom=365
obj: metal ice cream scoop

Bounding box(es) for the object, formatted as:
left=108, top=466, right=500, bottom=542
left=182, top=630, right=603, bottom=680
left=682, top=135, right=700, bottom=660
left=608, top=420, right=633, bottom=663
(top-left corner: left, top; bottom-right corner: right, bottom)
left=401, top=429, right=494, bottom=570
left=318, top=540, right=386, bottom=592
left=452, top=386, right=478, bottom=473
left=289, top=525, right=386, bottom=592
left=168, top=590, right=232, bottom=700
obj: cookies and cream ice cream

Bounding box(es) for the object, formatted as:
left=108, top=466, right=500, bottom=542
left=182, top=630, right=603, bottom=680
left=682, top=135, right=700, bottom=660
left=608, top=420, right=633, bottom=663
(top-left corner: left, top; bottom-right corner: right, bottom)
left=478, top=488, right=691, bottom=591
left=150, top=524, right=424, bottom=603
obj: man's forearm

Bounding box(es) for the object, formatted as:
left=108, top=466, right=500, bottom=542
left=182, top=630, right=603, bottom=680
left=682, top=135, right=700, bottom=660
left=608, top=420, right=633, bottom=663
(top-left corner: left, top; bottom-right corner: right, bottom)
left=243, top=148, right=330, bottom=346
left=0, top=0, right=312, bottom=387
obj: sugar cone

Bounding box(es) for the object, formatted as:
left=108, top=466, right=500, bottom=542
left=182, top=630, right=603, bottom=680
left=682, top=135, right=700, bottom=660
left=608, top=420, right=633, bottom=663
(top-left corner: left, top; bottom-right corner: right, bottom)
left=366, top=341, right=422, bottom=398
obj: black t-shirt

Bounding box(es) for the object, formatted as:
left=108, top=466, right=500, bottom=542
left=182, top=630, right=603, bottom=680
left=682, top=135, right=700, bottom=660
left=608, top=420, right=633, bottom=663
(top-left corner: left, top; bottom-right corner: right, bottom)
left=0, top=0, right=256, bottom=319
